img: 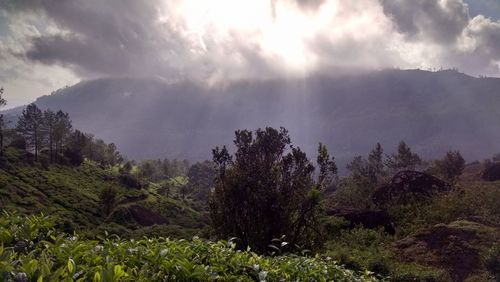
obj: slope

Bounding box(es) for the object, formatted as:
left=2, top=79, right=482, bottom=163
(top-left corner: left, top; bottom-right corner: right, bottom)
left=0, top=148, right=209, bottom=238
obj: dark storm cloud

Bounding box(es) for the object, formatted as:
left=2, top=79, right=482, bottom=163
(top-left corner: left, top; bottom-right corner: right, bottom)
left=380, top=0, right=469, bottom=44
left=3, top=0, right=500, bottom=82
left=3, top=0, right=192, bottom=78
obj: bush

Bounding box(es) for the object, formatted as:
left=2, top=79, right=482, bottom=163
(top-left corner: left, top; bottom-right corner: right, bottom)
left=0, top=212, right=378, bottom=282
left=119, top=173, right=144, bottom=189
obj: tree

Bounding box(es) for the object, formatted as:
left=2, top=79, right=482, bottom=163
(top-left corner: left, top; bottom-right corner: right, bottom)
left=16, top=103, right=45, bottom=161
left=317, top=142, right=338, bottom=189
left=65, top=130, right=89, bottom=165
left=42, top=109, right=57, bottom=161
left=368, top=142, right=385, bottom=181
left=0, top=87, right=6, bottom=152
left=385, top=141, right=422, bottom=172
left=210, top=127, right=336, bottom=253
left=187, top=161, right=216, bottom=201
left=433, top=150, right=465, bottom=183
left=53, top=110, right=72, bottom=158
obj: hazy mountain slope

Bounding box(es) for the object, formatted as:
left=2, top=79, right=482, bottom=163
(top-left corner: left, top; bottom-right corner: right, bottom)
left=3, top=69, right=500, bottom=166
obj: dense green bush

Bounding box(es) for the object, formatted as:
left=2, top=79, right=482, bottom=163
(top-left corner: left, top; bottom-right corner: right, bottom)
left=0, top=212, right=377, bottom=281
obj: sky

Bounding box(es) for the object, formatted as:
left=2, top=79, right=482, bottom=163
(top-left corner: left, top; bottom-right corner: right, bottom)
left=1, top=0, right=500, bottom=109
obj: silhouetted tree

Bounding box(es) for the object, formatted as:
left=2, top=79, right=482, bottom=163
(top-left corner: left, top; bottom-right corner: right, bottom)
left=385, top=141, right=422, bottom=172
left=16, top=103, right=45, bottom=161
left=42, top=109, right=56, bottom=161
left=53, top=110, right=72, bottom=158
left=433, top=150, right=465, bottom=184
left=210, top=127, right=336, bottom=253
left=317, top=142, right=338, bottom=190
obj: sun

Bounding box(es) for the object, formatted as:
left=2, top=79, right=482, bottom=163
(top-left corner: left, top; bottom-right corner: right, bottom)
left=162, top=0, right=340, bottom=73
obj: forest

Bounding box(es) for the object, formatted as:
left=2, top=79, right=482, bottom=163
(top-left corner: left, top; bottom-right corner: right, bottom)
left=0, top=87, right=499, bottom=282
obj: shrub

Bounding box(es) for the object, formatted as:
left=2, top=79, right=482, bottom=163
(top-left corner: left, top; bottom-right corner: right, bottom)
left=0, top=212, right=378, bottom=282
left=119, top=173, right=144, bottom=189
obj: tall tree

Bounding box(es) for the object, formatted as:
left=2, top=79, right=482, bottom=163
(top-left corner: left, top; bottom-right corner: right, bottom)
left=368, top=142, right=385, bottom=182
left=16, top=103, right=45, bottom=161
left=187, top=161, right=216, bottom=201
left=53, top=110, right=72, bottom=158
left=210, top=127, right=336, bottom=253
left=0, top=87, right=6, bottom=152
left=432, top=150, right=465, bottom=184
left=317, top=142, right=338, bottom=189
left=43, top=109, right=56, bottom=161
left=385, top=141, right=422, bottom=172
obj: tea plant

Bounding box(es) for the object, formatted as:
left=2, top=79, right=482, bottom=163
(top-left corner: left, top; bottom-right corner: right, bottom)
left=0, top=212, right=378, bottom=281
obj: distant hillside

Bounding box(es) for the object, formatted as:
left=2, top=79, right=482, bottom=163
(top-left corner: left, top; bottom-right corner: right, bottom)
left=0, top=147, right=208, bottom=238
left=3, top=69, right=500, bottom=167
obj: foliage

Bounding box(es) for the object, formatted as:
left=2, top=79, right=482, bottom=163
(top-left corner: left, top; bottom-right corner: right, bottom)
left=0, top=212, right=377, bottom=282
left=210, top=127, right=337, bottom=253
left=431, top=150, right=465, bottom=183
left=16, top=103, right=44, bottom=161
left=0, top=147, right=207, bottom=239
left=187, top=160, right=216, bottom=201
left=385, top=141, right=422, bottom=172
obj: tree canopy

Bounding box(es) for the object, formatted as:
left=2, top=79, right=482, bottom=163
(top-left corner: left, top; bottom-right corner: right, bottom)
left=209, top=127, right=336, bottom=253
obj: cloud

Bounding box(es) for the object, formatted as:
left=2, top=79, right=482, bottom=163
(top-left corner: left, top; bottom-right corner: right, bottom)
left=1, top=0, right=500, bottom=101
left=380, top=0, right=469, bottom=44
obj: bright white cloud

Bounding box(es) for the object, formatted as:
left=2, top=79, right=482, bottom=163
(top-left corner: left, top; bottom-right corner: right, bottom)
left=1, top=0, right=500, bottom=107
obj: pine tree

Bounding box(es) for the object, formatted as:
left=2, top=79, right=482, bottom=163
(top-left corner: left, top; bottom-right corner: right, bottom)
left=385, top=141, right=422, bottom=172
left=16, top=103, right=45, bottom=161
left=368, top=142, right=385, bottom=181
left=43, top=109, right=56, bottom=161
left=53, top=110, right=72, bottom=158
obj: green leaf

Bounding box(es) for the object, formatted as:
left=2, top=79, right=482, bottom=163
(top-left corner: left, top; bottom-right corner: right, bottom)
left=93, top=272, right=101, bottom=282
left=67, top=258, right=75, bottom=274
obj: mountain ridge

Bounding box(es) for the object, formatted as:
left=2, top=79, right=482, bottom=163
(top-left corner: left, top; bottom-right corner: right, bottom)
left=3, top=69, right=500, bottom=167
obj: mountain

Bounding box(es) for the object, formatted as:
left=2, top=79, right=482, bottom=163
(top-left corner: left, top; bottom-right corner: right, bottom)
left=4, top=69, right=500, bottom=167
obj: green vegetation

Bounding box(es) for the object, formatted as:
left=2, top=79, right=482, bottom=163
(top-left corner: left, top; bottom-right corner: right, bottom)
left=0, top=212, right=377, bottom=282
left=0, top=147, right=208, bottom=239
left=210, top=128, right=337, bottom=253
left=1, top=117, right=500, bottom=281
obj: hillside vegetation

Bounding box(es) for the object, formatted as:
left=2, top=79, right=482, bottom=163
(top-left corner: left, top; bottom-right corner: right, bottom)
left=0, top=147, right=208, bottom=239
left=0, top=212, right=377, bottom=282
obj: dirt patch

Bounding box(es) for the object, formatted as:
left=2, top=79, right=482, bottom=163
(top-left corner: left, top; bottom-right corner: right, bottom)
left=394, top=220, right=500, bottom=282
left=128, top=205, right=168, bottom=226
